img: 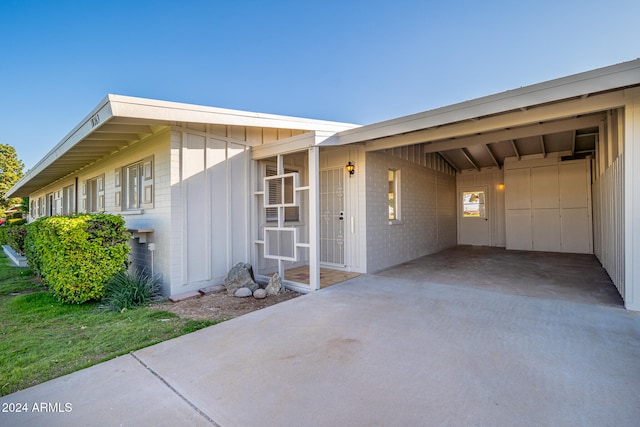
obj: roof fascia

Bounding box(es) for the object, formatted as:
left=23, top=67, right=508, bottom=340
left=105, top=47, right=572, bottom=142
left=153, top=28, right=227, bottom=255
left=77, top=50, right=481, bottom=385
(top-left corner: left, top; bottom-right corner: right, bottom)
left=109, top=95, right=360, bottom=133
left=8, top=95, right=360, bottom=198
left=251, top=131, right=339, bottom=160
left=7, top=96, right=114, bottom=198
left=338, top=58, right=640, bottom=145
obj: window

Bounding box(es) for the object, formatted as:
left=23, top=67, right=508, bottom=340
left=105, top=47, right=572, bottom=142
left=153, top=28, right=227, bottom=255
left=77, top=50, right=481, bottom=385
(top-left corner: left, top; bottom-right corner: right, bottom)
left=388, top=169, right=400, bottom=221
left=62, top=185, right=75, bottom=215
left=119, top=156, right=154, bottom=211
left=265, top=165, right=299, bottom=222
left=37, top=196, right=45, bottom=217
left=46, top=193, right=54, bottom=216
left=83, top=174, right=105, bottom=213
left=462, top=191, right=486, bottom=217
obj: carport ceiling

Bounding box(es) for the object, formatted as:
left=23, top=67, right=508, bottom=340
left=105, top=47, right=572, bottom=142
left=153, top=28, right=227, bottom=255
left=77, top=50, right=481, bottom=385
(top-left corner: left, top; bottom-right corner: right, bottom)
left=379, top=113, right=603, bottom=172
left=438, top=125, right=598, bottom=171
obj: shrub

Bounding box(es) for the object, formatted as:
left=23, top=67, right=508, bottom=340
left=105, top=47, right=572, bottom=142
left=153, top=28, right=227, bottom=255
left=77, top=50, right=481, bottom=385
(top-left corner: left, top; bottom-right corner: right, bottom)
left=104, top=269, right=160, bottom=312
left=5, top=224, right=27, bottom=255
left=0, top=223, right=28, bottom=255
left=24, top=214, right=130, bottom=304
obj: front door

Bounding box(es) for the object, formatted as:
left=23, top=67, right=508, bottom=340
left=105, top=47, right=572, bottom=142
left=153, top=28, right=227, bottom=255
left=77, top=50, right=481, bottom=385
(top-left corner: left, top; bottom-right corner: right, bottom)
left=458, top=186, right=490, bottom=246
left=320, top=168, right=345, bottom=266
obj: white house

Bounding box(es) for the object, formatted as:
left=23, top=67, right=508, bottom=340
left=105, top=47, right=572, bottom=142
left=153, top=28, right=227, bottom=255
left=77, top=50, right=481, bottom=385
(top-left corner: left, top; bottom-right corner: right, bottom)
left=8, top=59, right=640, bottom=311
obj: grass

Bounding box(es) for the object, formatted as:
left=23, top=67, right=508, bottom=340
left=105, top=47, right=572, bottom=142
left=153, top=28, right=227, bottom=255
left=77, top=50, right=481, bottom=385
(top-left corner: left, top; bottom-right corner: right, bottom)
left=0, top=255, right=216, bottom=397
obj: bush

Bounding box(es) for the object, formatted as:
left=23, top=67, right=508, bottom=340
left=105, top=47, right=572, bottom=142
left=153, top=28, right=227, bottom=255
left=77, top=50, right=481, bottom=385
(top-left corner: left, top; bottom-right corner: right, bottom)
left=104, top=269, right=160, bottom=312
left=6, top=224, right=27, bottom=255
left=24, top=214, right=131, bottom=304
left=0, top=223, right=28, bottom=255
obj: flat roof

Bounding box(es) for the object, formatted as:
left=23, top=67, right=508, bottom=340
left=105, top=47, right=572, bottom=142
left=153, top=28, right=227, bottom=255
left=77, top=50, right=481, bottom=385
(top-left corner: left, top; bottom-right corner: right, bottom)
left=337, top=58, right=640, bottom=144
left=8, top=95, right=360, bottom=196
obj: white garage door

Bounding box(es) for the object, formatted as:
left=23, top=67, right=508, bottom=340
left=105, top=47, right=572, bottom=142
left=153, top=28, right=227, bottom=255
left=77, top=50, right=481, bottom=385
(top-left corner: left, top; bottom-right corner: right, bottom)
left=505, top=157, right=592, bottom=254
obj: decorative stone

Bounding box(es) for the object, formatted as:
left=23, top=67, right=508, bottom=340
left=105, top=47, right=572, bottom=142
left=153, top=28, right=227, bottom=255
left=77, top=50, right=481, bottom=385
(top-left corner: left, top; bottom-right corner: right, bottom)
left=265, top=272, right=283, bottom=296
left=199, top=284, right=226, bottom=295
left=234, top=287, right=252, bottom=298
left=253, top=288, right=267, bottom=299
left=224, top=263, right=258, bottom=295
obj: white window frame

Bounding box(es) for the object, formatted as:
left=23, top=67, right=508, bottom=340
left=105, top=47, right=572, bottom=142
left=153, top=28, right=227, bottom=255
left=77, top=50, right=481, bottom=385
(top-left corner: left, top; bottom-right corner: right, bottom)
left=388, top=169, right=401, bottom=223
left=62, top=184, right=75, bottom=215
left=119, top=156, right=154, bottom=212
left=83, top=174, right=105, bottom=213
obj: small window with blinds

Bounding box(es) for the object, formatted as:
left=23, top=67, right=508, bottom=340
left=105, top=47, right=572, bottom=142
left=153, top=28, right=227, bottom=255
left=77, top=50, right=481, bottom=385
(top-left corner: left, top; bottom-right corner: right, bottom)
left=265, top=165, right=299, bottom=222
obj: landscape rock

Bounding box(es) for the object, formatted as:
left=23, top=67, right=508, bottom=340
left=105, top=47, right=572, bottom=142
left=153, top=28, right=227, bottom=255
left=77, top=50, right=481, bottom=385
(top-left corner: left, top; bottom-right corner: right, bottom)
left=224, top=263, right=258, bottom=295
left=266, top=272, right=283, bottom=295
left=199, top=284, right=226, bottom=295
left=253, top=288, right=267, bottom=299
left=234, top=287, right=252, bottom=298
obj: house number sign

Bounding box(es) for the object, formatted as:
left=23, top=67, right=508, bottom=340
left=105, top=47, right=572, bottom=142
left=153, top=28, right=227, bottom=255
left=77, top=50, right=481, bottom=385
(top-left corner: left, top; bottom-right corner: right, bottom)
left=90, top=114, right=100, bottom=127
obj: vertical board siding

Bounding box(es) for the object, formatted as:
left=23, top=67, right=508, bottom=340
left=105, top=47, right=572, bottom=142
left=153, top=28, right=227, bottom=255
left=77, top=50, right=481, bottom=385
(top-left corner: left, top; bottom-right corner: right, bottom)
left=594, top=154, right=625, bottom=296
left=382, top=145, right=456, bottom=175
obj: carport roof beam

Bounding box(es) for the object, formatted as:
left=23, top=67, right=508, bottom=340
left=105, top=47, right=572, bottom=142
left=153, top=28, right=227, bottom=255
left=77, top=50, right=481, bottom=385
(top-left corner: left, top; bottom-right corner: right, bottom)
left=438, top=152, right=460, bottom=172
left=485, top=144, right=500, bottom=167
left=511, top=140, right=521, bottom=160
left=460, top=148, right=480, bottom=171
left=540, top=135, right=547, bottom=157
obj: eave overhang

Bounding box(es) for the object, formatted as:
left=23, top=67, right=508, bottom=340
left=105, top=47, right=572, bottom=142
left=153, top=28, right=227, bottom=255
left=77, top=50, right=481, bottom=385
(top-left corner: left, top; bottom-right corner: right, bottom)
left=337, top=58, right=640, bottom=146
left=8, top=95, right=360, bottom=197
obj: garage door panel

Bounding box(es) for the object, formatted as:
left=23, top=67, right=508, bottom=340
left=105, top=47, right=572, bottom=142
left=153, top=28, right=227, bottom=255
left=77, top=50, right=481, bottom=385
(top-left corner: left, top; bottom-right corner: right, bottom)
left=561, top=208, right=591, bottom=254
left=532, top=209, right=561, bottom=252
left=505, top=168, right=531, bottom=209
left=532, top=166, right=559, bottom=208
left=560, top=162, right=589, bottom=208
left=506, top=210, right=532, bottom=250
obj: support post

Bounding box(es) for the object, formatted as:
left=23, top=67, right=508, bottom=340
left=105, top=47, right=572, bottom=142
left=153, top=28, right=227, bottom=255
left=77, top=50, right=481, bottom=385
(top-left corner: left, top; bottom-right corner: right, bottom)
left=624, top=90, right=640, bottom=311
left=308, top=146, right=320, bottom=291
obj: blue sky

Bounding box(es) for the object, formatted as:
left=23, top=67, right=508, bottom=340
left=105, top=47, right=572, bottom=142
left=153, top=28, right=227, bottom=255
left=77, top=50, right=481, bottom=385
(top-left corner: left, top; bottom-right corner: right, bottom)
left=1, top=0, right=639, bottom=170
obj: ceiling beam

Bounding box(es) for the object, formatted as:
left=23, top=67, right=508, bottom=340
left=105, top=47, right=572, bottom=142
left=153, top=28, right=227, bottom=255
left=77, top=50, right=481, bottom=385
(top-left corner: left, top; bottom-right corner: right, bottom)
left=438, top=151, right=460, bottom=172
left=485, top=144, right=499, bottom=167
left=511, top=140, right=521, bottom=160
left=108, top=117, right=172, bottom=127
left=83, top=133, right=141, bottom=141
left=95, top=124, right=154, bottom=134
left=67, top=145, right=126, bottom=153
left=418, top=115, right=603, bottom=154
left=460, top=148, right=479, bottom=171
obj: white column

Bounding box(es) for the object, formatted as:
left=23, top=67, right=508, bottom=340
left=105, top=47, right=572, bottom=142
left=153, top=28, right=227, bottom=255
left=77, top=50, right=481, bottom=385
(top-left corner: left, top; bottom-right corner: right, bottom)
left=624, top=89, right=640, bottom=311
left=309, top=146, right=320, bottom=290
left=277, top=154, right=285, bottom=280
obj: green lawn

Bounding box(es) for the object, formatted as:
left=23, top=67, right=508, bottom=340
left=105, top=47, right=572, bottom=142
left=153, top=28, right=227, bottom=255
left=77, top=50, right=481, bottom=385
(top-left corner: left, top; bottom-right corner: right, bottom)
left=0, top=255, right=215, bottom=397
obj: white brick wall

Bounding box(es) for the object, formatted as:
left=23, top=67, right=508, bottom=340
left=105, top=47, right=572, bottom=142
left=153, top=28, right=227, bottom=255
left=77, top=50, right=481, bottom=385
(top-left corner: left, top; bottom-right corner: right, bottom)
left=365, top=151, right=456, bottom=272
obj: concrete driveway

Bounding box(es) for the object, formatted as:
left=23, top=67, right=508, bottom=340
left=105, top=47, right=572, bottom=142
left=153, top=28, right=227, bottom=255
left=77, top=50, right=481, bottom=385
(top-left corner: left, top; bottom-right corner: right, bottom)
left=2, top=249, right=640, bottom=426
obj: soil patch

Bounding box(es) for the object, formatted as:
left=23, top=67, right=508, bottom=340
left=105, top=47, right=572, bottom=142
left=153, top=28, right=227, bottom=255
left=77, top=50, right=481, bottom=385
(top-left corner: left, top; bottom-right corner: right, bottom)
left=151, top=289, right=302, bottom=322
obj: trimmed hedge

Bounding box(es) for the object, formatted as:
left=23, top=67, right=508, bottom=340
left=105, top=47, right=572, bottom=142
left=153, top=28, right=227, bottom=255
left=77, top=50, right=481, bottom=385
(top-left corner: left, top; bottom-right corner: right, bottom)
left=25, top=214, right=131, bottom=304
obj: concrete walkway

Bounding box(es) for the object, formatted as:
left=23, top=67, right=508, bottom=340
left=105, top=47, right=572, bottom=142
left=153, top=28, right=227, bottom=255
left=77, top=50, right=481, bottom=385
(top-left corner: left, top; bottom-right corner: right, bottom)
left=2, top=251, right=640, bottom=426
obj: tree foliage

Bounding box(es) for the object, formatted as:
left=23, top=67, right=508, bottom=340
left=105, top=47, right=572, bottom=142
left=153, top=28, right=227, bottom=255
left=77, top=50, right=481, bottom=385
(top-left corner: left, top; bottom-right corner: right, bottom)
left=0, top=144, right=25, bottom=212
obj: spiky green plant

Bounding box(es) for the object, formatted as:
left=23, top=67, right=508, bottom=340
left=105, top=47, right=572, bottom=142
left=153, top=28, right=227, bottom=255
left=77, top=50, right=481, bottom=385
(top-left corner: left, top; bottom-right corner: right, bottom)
left=104, top=269, right=160, bottom=311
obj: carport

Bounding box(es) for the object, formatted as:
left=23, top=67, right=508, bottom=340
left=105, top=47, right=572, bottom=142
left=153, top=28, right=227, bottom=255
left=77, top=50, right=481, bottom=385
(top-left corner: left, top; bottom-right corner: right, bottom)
left=336, top=59, right=640, bottom=310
